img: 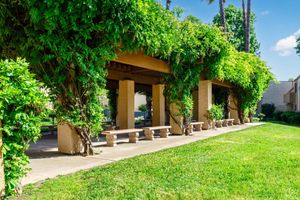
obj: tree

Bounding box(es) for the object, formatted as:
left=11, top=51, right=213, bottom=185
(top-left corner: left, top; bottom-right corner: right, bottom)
left=0, top=1, right=123, bottom=155
left=213, top=4, right=260, bottom=55
left=242, top=0, right=251, bottom=52
left=296, top=37, right=300, bottom=55
left=208, top=0, right=226, bottom=33
left=166, top=0, right=171, bottom=10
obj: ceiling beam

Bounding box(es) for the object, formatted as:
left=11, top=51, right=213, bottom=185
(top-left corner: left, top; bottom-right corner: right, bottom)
left=114, top=51, right=171, bottom=74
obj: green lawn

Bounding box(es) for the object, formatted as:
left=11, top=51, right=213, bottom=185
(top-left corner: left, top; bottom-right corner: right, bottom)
left=21, top=123, right=300, bottom=199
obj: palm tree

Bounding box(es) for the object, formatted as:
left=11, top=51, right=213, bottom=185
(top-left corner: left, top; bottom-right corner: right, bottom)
left=166, top=0, right=171, bottom=10
left=208, top=0, right=226, bottom=33
left=242, top=0, right=251, bottom=52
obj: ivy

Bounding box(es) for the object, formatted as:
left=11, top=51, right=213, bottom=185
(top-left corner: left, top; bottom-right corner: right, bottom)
left=0, top=0, right=273, bottom=159
left=0, top=59, right=48, bottom=196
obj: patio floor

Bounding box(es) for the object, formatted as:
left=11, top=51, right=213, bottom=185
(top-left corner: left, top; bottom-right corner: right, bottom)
left=23, top=123, right=263, bottom=185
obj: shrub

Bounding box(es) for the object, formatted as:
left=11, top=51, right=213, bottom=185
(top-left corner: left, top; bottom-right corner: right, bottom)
left=138, top=104, right=147, bottom=113
left=290, top=113, right=300, bottom=124
left=280, top=112, right=300, bottom=124
left=257, top=113, right=265, bottom=121
left=273, top=111, right=283, bottom=121
left=0, top=59, right=49, bottom=196
left=261, top=103, right=276, bottom=118
left=280, top=112, right=295, bottom=123
left=208, top=104, right=224, bottom=121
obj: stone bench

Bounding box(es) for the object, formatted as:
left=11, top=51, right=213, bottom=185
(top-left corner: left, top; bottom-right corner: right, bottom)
left=102, top=128, right=143, bottom=147
left=143, top=126, right=171, bottom=140
left=215, top=120, right=224, bottom=128
left=189, top=122, right=204, bottom=133
left=223, top=119, right=234, bottom=127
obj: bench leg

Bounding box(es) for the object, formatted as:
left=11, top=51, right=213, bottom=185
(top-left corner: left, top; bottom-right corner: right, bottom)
left=106, top=135, right=117, bottom=147
left=223, top=120, right=228, bottom=127
left=145, top=129, right=154, bottom=140
left=129, top=132, right=139, bottom=143
left=159, top=129, right=169, bottom=138
left=195, top=124, right=202, bottom=131
left=188, top=124, right=194, bottom=134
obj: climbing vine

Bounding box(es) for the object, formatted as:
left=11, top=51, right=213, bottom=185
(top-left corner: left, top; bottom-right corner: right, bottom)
left=0, top=0, right=273, bottom=153
left=0, top=59, right=48, bottom=196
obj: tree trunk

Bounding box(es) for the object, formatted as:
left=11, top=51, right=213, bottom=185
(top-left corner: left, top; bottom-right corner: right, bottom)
left=166, top=0, right=171, bottom=10
left=242, top=0, right=251, bottom=52
left=219, top=0, right=226, bottom=33
left=75, top=126, right=94, bottom=156
left=246, top=0, right=251, bottom=52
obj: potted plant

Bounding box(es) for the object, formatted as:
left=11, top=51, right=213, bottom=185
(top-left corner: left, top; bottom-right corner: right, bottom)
left=208, top=104, right=224, bottom=129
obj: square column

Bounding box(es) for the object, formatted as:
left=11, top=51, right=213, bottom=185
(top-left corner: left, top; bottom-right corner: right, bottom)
left=152, top=84, right=165, bottom=126
left=117, top=80, right=135, bottom=129
left=198, top=80, right=212, bottom=130
left=170, top=103, right=183, bottom=135
left=229, top=94, right=240, bottom=125
left=58, top=124, right=82, bottom=154
left=0, top=123, right=5, bottom=197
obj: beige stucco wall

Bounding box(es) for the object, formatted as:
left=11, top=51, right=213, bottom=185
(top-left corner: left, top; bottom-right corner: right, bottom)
left=135, top=94, right=146, bottom=112
left=260, top=81, right=293, bottom=112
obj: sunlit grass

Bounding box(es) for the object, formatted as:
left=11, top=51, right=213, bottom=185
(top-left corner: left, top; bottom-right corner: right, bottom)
left=20, top=123, right=300, bottom=199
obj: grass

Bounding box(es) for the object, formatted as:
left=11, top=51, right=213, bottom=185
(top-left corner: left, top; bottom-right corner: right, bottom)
left=20, top=123, right=300, bottom=199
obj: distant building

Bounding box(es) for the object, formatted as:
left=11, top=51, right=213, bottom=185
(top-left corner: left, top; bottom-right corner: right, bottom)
left=284, top=76, right=300, bottom=112
left=258, top=81, right=293, bottom=112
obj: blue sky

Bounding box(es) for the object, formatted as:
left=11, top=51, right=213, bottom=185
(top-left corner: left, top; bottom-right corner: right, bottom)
left=157, top=0, right=300, bottom=81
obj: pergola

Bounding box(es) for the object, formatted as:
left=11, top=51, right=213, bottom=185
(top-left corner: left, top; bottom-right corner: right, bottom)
left=57, top=51, right=240, bottom=154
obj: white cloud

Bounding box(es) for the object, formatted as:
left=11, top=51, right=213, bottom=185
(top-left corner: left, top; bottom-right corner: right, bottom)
left=274, top=28, right=300, bottom=56
left=260, top=10, right=270, bottom=16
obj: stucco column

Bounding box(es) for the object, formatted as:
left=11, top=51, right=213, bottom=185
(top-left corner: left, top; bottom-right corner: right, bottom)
left=192, top=89, right=199, bottom=121
left=170, top=103, right=183, bottom=135
left=229, top=94, right=240, bottom=125
left=0, top=122, right=5, bottom=197
left=117, top=80, right=135, bottom=129
left=198, top=80, right=212, bottom=130
left=58, top=123, right=82, bottom=154
left=152, top=84, right=165, bottom=126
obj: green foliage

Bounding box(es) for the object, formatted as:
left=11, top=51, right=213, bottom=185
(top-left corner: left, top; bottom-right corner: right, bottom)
left=138, top=104, right=147, bottom=113
left=0, top=59, right=48, bottom=196
left=280, top=112, right=300, bottom=124
left=209, top=48, right=274, bottom=116
left=0, top=0, right=273, bottom=143
left=213, top=4, right=260, bottom=55
left=296, top=37, right=300, bottom=55
left=261, top=103, right=276, bottom=118
left=208, top=104, right=224, bottom=121
left=273, top=111, right=283, bottom=121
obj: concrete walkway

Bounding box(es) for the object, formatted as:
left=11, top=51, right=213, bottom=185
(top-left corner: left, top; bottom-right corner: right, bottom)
left=22, top=123, right=263, bottom=185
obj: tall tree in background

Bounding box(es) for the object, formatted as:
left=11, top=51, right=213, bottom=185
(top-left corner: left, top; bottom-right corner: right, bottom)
left=242, top=0, right=251, bottom=52
left=213, top=5, right=260, bottom=55
left=296, top=37, right=300, bottom=55
left=166, top=0, right=171, bottom=10
left=208, top=0, right=226, bottom=33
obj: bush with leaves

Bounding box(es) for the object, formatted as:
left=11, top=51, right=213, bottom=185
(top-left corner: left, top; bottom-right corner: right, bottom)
left=208, top=104, right=224, bottom=121
left=0, top=59, right=48, bottom=196
left=261, top=103, right=276, bottom=119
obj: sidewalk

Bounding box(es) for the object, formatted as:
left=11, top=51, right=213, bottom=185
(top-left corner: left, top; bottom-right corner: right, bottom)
left=22, top=123, right=263, bottom=185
